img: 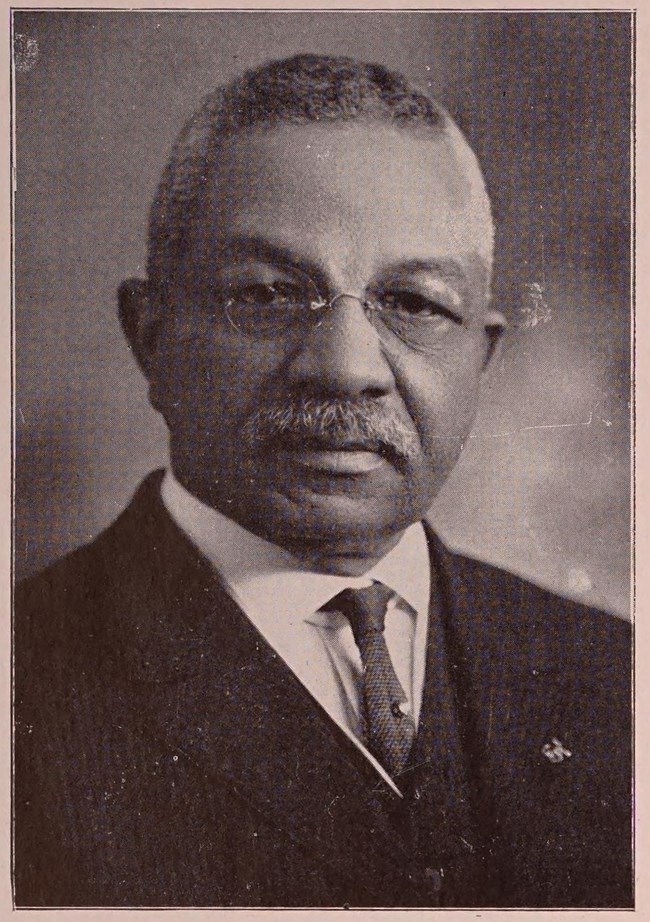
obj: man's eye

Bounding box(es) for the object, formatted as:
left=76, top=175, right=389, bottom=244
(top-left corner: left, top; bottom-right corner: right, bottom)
left=224, top=282, right=288, bottom=307
left=227, top=281, right=301, bottom=309
left=381, top=291, right=459, bottom=321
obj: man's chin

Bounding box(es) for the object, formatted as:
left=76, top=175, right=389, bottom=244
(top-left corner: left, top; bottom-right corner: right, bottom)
left=236, top=479, right=422, bottom=565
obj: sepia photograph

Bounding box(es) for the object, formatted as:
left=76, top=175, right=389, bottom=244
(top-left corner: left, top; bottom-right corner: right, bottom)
left=12, top=9, right=633, bottom=909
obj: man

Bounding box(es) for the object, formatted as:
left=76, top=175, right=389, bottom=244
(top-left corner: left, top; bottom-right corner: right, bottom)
left=14, top=54, right=631, bottom=908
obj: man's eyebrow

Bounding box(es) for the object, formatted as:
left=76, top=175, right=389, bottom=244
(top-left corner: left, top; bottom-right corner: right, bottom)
left=378, top=258, right=468, bottom=283
left=213, top=234, right=327, bottom=284
left=212, top=235, right=478, bottom=288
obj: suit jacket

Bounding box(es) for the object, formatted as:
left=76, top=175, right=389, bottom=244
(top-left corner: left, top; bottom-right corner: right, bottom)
left=14, top=471, right=632, bottom=908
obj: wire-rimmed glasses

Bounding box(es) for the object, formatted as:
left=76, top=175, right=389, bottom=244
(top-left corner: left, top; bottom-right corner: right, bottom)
left=195, top=266, right=465, bottom=355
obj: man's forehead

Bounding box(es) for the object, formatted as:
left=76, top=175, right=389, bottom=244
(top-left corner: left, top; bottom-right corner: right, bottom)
left=210, top=122, right=475, bottom=210
left=191, top=122, right=493, bottom=276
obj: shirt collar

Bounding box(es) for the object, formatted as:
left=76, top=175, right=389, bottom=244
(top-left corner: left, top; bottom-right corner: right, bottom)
left=161, top=469, right=431, bottom=626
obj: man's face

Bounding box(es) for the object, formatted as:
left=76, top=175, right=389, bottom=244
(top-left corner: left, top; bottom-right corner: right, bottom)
left=146, top=122, right=503, bottom=572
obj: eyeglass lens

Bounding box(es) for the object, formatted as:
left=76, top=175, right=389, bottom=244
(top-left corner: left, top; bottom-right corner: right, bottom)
left=219, top=270, right=457, bottom=353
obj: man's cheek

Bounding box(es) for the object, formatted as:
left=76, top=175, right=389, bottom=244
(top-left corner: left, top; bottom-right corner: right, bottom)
left=408, top=384, right=481, bottom=471
left=400, top=355, right=467, bottom=426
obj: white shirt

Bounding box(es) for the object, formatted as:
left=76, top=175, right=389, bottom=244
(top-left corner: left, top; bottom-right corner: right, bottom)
left=161, top=470, right=431, bottom=795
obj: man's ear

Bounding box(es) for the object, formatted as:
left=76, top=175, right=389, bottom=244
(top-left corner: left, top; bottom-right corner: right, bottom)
left=117, top=278, right=163, bottom=379
left=482, top=309, right=508, bottom=370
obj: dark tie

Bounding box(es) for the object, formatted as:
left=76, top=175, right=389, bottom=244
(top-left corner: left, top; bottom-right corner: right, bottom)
left=323, top=582, right=416, bottom=778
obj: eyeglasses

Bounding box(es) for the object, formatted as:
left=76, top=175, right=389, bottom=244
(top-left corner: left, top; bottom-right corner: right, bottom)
left=192, top=267, right=466, bottom=355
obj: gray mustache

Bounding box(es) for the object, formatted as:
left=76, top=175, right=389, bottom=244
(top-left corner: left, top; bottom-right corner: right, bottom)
left=242, top=398, right=419, bottom=461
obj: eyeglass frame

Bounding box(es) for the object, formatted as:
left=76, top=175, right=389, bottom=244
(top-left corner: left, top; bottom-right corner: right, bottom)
left=197, top=266, right=474, bottom=356
left=163, top=254, right=505, bottom=359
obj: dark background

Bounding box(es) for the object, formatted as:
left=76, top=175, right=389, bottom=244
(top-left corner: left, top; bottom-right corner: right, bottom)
left=13, top=11, right=632, bottom=616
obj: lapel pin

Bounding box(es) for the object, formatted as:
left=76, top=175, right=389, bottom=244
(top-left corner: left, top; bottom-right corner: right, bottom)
left=541, top=738, right=572, bottom=763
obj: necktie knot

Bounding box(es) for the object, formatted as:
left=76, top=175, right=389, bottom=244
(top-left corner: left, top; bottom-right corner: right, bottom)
left=323, top=582, right=394, bottom=644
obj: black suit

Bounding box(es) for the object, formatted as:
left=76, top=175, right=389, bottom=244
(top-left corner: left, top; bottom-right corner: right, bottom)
left=14, top=471, right=632, bottom=908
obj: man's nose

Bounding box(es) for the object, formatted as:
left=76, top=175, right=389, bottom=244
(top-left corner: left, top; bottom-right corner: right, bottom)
left=285, top=295, right=396, bottom=398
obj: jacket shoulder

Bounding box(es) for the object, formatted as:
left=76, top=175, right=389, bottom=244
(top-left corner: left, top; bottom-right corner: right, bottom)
left=434, top=539, right=630, bottom=680
left=16, top=513, right=133, bottom=665
left=16, top=471, right=167, bottom=618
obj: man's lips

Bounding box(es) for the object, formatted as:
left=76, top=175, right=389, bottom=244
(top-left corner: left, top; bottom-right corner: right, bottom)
left=291, top=448, right=387, bottom=474
left=269, top=436, right=393, bottom=474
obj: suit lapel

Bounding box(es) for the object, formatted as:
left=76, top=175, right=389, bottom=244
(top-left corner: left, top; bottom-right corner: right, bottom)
left=427, top=527, right=580, bottom=766
left=110, top=477, right=413, bottom=899
left=397, top=533, right=489, bottom=904
left=428, top=531, right=631, bottom=905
